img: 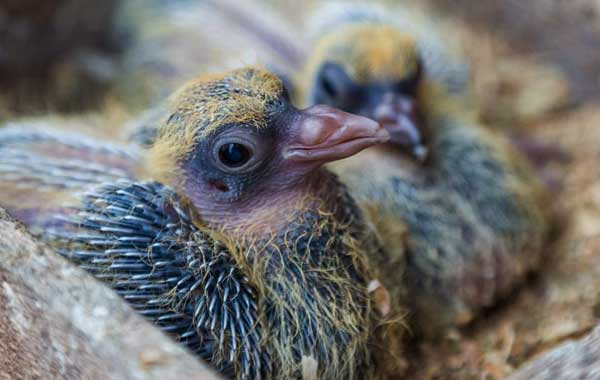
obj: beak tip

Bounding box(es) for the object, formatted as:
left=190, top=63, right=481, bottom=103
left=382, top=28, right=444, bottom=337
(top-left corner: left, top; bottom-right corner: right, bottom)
left=375, top=126, right=391, bottom=142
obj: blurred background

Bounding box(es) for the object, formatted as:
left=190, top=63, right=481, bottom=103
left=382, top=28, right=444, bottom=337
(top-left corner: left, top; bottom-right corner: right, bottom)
left=1, top=1, right=600, bottom=379
left=3, top=0, right=599, bottom=125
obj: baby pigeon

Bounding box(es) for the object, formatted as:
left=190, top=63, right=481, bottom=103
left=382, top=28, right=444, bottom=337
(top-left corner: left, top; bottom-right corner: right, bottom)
left=298, top=3, right=470, bottom=160
left=0, top=67, right=397, bottom=380
left=297, top=4, right=550, bottom=336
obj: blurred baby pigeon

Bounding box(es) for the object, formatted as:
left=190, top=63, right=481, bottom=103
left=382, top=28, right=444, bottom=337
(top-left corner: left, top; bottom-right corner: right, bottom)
left=0, top=67, right=397, bottom=379
left=298, top=3, right=550, bottom=336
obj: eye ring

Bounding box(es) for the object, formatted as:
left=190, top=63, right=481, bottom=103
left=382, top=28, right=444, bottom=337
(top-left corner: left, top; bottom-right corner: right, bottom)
left=211, top=133, right=262, bottom=173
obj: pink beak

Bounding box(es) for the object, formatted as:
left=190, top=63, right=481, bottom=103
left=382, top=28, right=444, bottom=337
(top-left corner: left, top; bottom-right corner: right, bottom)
left=283, top=105, right=389, bottom=163
left=373, top=93, right=427, bottom=161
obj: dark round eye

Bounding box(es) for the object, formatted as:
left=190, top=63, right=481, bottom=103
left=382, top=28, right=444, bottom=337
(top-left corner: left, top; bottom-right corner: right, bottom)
left=321, top=75, right=338, bottom=98
left=314, top=63, right=358, bottom=109
left=218, top=143, right=252, bottom=168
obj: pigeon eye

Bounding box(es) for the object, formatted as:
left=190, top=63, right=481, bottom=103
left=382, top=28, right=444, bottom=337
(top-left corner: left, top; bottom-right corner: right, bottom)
left=317, top=63, right=354, bottom=101
left=218, top=143, right=252, bottom=168
left=321, top=75, right=338, bottom=99
left=314, top=63, right=361, bottom=112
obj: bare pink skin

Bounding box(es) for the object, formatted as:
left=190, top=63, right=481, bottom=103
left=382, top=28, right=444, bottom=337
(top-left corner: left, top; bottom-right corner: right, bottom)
left=197, top=170, right=340, bottom=234
left=186, top=105, right=389, bottom=233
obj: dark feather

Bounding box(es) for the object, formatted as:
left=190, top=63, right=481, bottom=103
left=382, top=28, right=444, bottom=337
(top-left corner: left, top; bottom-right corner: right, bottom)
left=50, top=181, right=270, bottom=380
left=0, top=127, right=141, bottom=231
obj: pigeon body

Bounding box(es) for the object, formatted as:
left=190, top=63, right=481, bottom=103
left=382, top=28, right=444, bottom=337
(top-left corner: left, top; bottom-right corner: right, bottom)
left=299, top=4, right=550, bottom=335
left=0, top=67, right=398, bottom=379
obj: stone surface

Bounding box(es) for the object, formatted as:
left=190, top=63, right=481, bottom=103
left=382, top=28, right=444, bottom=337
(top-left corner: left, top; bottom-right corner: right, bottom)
left=509, top=325, right=600, bottom=380
left=0, top=209, right=222, bottom=380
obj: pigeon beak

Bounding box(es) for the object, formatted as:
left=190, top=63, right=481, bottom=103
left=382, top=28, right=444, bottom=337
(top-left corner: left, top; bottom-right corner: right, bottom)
left=283, top=104, right=389, bottom=163
left=373, top=93, right=428, bottom=161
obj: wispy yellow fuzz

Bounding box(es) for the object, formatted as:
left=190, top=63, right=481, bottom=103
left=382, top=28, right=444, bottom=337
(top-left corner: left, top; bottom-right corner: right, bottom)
left=301, top=24, right=419, bottom=103
left=146, top=66, right=283, bottom=185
